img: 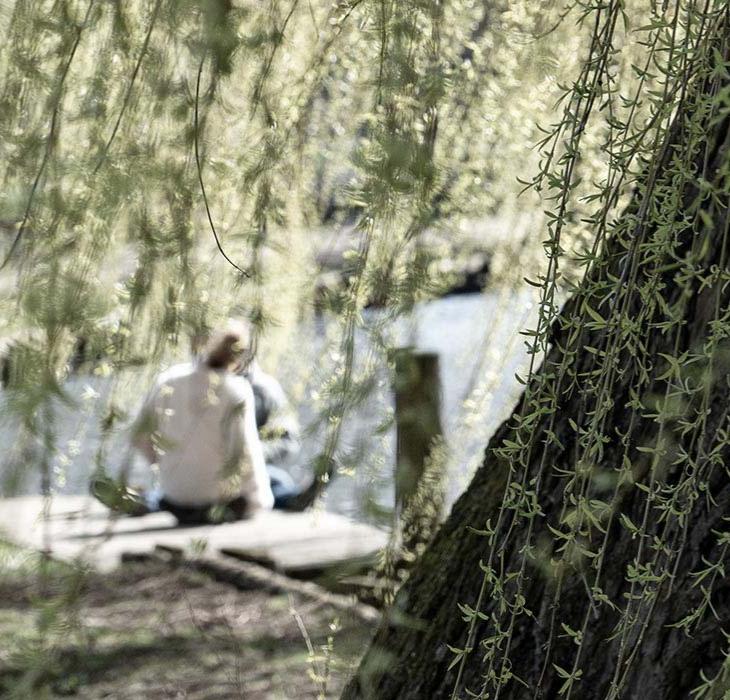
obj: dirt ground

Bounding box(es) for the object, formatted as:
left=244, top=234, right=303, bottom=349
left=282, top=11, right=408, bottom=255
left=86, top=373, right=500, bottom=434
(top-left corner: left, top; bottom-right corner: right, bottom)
left=0, top=546, right=374, bottom=699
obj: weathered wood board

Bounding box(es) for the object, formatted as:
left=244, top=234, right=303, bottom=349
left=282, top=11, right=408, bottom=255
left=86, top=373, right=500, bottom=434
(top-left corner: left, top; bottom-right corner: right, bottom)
left=0, top=496, right=388, bottom=575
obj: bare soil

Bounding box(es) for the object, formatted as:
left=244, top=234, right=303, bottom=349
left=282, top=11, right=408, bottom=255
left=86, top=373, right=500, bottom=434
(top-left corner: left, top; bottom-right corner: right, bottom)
left=0, top=552, right=374, bottom=699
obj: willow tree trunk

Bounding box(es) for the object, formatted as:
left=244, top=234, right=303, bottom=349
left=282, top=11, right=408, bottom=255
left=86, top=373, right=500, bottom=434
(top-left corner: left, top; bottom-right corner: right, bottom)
left=343, top=22, right=730, bottom=700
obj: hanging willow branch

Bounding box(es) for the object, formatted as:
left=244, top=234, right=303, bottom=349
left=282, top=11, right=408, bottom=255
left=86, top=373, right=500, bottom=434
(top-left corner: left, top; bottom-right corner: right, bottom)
left=92, top=0, right=163, bottom=175
left=193, top=57, right=249, bottom=278
left=0, top=0, right=96, bottom=272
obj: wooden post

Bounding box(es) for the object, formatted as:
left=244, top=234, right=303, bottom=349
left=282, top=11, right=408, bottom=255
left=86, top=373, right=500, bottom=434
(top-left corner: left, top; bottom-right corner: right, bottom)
left=393, top=348, right=444, bottom=528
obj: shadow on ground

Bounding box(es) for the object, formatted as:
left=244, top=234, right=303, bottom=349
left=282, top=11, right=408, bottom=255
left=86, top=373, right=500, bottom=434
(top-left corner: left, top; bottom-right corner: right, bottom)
left=0, top=548, right=372, bottom=699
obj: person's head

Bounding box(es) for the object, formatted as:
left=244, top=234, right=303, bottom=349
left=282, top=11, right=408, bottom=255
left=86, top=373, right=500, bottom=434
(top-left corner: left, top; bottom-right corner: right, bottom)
left=203, top=319, right=254, bottom=372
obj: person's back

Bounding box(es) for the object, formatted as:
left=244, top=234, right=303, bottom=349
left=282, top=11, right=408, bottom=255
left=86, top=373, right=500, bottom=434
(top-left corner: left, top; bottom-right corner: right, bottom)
left=143, top=361, right=271, bottom=509
left=91, top=321, right=274, bottom=522
left=126, top=321, right=274, bottom=520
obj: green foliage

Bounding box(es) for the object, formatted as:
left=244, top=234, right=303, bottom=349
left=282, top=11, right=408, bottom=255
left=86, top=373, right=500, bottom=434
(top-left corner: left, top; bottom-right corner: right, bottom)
left=0, top=2, right=576, bottom=694
left=4, top=0, right=730, bottom=697
left=0, top=0, right=587, bottom=498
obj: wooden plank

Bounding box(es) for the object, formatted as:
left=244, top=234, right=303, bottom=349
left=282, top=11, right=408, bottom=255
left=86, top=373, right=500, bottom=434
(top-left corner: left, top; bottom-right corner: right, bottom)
left=222, top=535, right=382, bottom=579
left=0, top=495, right=388, bottom=575
left=393, top=349, right=443, bottom=509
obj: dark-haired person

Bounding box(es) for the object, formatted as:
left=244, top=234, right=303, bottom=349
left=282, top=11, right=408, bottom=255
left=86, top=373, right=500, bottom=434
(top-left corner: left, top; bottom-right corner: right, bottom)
left=242, top=358, right=304, bottom=510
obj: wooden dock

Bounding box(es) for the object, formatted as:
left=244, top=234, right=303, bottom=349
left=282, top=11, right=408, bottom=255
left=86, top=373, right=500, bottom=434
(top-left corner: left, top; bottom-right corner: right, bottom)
left=0, top=496, right=388, bottom=578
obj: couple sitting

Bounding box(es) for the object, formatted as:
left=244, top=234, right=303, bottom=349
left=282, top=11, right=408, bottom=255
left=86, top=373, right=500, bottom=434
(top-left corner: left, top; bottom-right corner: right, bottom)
left=93, top=320, right=306, bottom=524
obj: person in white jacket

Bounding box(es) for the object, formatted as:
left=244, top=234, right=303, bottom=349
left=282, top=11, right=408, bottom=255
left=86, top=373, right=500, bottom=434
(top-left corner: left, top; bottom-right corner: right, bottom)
left=92, top=320, right=274, bottom=524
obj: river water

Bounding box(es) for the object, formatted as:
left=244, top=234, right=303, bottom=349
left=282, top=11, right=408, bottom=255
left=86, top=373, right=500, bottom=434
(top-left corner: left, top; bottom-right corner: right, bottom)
left=0, top=288, right=539, bottom=523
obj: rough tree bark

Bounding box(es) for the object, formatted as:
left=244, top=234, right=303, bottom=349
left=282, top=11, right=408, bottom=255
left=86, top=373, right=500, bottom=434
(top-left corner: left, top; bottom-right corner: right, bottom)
left=342, top=18, right=730, bottom=700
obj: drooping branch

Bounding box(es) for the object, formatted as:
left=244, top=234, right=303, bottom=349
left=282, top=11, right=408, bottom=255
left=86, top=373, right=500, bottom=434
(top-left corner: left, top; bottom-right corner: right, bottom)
left=92, top=0, right=163, bottom=175
left=0, top=0, right=96, bottom=272
left=193, top=57, right=249, bottom=278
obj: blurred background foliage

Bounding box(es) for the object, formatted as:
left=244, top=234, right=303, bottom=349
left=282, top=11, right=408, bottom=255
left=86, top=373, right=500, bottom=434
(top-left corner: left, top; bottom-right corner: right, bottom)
left=0, top=0, right=663, bottom=517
